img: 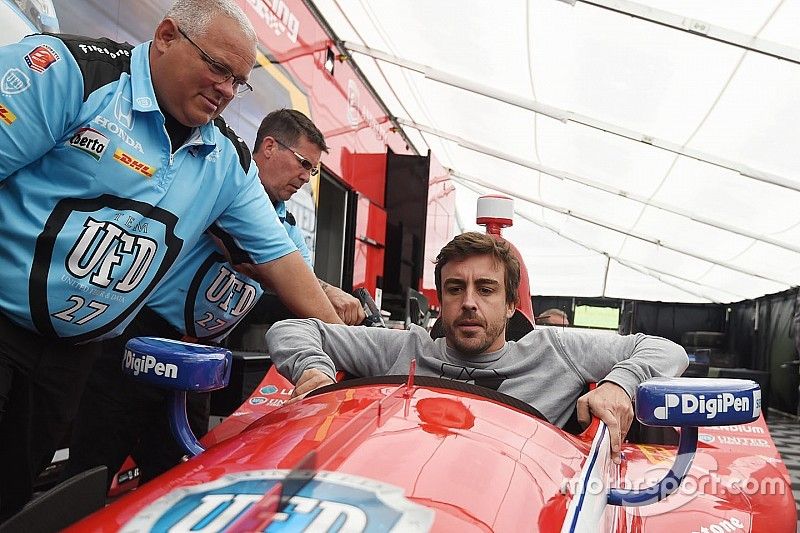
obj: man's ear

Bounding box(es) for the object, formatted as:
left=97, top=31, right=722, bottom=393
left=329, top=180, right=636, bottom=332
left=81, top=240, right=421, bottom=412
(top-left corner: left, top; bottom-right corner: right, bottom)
left=506, top=301, right=516, bottom=319
left=153, top=18, right=180, bottom=54
left=259, top=137, right=277, bottom=159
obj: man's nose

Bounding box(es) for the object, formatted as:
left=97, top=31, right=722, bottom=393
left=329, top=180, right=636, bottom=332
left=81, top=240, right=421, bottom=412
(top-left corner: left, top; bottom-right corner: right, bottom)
left=214, top=78, right=236, bottom=100
left=461, top=287, right=478, bottom=309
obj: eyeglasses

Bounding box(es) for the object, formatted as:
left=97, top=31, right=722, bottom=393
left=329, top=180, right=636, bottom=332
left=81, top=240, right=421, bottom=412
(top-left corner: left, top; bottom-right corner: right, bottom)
left=177, top=26, right=253, bottom=96
left=274, top=138, right=319, bottom=176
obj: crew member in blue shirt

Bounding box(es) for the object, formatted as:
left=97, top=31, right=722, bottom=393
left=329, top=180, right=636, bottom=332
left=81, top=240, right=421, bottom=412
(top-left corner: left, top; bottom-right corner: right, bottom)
left=0, top=0, right=342, bottom=519
left=67, top=109, right=364, bottom=487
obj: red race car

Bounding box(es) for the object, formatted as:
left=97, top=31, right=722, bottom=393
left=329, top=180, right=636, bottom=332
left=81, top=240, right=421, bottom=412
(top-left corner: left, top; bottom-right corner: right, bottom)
left=36, top=335, right=791, bottom=532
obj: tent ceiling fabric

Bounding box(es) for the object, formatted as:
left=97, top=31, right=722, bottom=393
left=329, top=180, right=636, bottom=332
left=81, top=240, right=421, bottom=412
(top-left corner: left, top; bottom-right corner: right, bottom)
left=311, top=0, right=800, bottom=303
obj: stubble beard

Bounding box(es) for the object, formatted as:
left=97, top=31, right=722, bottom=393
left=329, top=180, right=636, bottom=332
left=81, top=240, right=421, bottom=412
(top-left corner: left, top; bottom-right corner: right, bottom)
left=443, top=316, right=507, bottom=356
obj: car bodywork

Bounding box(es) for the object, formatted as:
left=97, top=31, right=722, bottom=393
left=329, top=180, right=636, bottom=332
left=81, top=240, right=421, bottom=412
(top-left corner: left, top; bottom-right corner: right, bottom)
left=66, top=359, right=796, bottom=532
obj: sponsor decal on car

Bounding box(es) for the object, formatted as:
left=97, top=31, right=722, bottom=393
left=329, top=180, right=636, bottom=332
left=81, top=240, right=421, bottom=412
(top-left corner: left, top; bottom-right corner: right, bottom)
left=1, top=68, right=31, bottom=95
left=120, top=469, right=434, bottom=532
left=123, top=349, right=178, bottom=378
left=113, top=148, right=157, bottom=178
left=703, top=424, right=764, bottom=433
left=689, top=516, right=744, bottom=533
left=67, top=127, right=108, bottom=160
left=653, top=392, right=758, bottom=421
left=714, top=435, right=769, bottom=448
left=25, top=44, right=60, bottom=73
left=0, top=103, right=16, bottom=125
left=635, top=444, right=675, bottom=464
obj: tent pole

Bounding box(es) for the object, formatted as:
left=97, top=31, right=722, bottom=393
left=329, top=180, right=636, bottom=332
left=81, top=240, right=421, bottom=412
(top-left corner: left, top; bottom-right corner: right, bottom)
left=566, top=0, right=800, bottom=66
left=402, top=119, right=800, bottom=256
left=454, top=177, right=735, bottom=303
left=451, top=172, right=793, bottom=288
left=344, top=42, right=800, bottom=194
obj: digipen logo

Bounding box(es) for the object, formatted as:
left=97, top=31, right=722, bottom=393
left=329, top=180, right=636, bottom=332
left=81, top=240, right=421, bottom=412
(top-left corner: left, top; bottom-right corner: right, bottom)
left=123, top=349, right=178, bottom=378
left=654, top=393, right=753, bottom=420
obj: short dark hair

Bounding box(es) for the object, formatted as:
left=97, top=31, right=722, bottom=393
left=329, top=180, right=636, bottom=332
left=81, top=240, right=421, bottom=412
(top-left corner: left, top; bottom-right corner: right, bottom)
left=434, top=232, right=520, bottom=305
left=253, top=108, right=329, bottom=153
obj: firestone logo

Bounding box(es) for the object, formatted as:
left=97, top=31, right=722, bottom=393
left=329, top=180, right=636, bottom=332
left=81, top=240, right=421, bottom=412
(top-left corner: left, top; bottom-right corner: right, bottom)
left=123, top=349, right=178, bottom=378
left=77, top=43, right=131, bottom=60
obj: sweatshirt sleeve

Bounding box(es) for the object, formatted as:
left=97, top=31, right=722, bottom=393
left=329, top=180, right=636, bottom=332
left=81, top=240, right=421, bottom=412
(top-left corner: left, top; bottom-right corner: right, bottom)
left=264, top=318, right=411, bottom=383
left=555, top=329, right=689, bottom=399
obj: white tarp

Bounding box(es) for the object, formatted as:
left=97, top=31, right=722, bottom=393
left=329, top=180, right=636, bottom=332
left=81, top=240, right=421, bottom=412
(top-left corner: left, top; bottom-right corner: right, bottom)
left=311, top=0, right=800, bottom=303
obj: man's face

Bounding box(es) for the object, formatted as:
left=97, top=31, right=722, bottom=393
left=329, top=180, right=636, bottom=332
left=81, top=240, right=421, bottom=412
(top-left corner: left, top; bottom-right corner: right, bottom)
left=254, top=135, right=322, bottom=203
left=440, top=254, right=515, bottom=356
left=151, top=17, right=256, bottom=127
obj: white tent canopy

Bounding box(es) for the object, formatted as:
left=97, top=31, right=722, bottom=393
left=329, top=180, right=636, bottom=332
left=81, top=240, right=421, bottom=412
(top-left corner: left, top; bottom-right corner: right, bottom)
left=311, top=0, right=800, bottom=303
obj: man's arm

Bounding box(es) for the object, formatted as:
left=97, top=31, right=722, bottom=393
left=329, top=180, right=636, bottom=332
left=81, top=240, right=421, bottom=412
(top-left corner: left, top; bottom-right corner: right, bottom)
left=0, top=36, right=83, bottom=179
left=252, top=253, right=343, bottom=324
left=560, top=330, right=688, bottom=464
left=265, top=318, right=409, bottom=396
left=319, top=279, right=365, bottom=325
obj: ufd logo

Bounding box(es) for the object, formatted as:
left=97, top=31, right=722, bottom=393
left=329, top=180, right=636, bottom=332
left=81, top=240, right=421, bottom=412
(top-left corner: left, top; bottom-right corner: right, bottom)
left=123, top=349, right=178, bottom=378
left=205, top=265, right=259, bottom=317
left=654, top=392, right=751, bottom=420
left=66, top=217, right=157, bottom=293
left=120, top=470, right=434, bottom=532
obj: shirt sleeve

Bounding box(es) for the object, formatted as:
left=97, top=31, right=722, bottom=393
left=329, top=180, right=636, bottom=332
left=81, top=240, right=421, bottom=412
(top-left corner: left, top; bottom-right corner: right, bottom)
left=555, top=329, right=689, bottom=399
left=211, top=159, right=298, bottom=265
left=284, top=219, right=312, bottom=267
left=0, top=35, right=83, bottom=180
left=265, top=318, right=409, bottom=383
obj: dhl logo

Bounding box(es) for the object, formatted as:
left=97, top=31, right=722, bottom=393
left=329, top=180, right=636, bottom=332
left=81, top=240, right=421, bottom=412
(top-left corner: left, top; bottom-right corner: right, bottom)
left=113, top=148, right=156, bottom=178
left=0, top=103, right=17, bottom=125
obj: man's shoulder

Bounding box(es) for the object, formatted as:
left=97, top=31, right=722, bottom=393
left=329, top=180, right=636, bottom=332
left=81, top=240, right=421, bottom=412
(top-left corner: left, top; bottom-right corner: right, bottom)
left=212, top=115, right=252, bottom=173
left=41, top=33, right=134, bottom=100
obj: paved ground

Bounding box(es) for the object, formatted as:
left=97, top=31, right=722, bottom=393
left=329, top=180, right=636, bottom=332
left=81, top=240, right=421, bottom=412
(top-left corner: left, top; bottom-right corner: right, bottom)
left=767, top=411, right=800, bottom=531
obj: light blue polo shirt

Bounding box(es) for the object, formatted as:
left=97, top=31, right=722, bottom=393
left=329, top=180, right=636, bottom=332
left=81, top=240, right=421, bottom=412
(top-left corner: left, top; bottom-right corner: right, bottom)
left=0, top=34, right=296, bottom=342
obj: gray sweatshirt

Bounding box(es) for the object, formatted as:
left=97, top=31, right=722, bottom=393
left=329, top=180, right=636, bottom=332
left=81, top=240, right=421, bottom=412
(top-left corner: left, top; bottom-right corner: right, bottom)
left=265, top=320, right=688, bottom=427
